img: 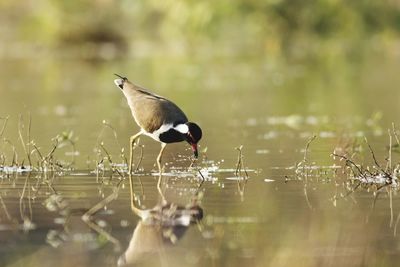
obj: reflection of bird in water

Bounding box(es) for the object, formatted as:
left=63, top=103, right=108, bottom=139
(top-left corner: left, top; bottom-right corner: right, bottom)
left=117, top=202, right=203, bottom=267
left=113, top=74, right=202, bottom=174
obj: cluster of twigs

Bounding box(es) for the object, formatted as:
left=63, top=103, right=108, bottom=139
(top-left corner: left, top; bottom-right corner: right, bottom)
left=289, top=124, right=400, bottom=235
left=0, top=114, right=78, bottom=236
left=0, top=114, right=77, bottom=175
left=288, top=128, right=399, bottom=212
left=329, top=125, right=400, bottom=235
left=332, top=125, right=400, bottom=192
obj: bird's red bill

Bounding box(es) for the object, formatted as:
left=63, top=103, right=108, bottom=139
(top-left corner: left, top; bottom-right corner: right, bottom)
left=191, top=144, right=198, bottom=158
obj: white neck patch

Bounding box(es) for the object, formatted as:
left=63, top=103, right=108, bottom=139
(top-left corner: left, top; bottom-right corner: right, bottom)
left=174, top=123, right=189, bottom=134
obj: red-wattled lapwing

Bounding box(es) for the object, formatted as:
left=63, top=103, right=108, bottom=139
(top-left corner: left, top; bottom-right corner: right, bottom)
left=113, top=74, right=202, bottom=173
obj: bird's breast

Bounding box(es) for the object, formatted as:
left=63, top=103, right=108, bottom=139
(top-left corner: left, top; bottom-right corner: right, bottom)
left=158, top=128, right=185, bottom=143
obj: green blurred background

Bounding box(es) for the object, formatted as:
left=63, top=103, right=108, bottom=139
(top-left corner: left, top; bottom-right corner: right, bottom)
left=1, top=0, right=400, bottom=159
left=2, top=0, right=400, bottom=166
left=2, top=0, right=400, bottom=60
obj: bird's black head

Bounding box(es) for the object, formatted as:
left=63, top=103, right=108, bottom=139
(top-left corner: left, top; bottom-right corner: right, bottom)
left=114, top=73, right=128, bottom=90
left=185, top=122, right=202, bottom=158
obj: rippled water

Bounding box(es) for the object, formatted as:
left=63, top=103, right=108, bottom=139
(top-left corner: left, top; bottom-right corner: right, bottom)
left=2, top=55, right=400, bottom=267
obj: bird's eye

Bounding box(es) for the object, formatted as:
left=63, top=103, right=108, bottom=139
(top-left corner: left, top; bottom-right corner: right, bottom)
left=187, top=132, right=195, bottom=142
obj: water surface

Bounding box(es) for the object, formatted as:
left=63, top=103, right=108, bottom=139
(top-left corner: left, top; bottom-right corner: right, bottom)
left=1, top=55, right=400, bottom=267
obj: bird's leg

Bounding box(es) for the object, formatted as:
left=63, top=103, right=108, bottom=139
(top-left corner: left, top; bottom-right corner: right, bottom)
left=156, top=143, right=167, bottom=204
left=157, top=173, right=167, bottom=205
left=128, top=132, right=142, bottom=214
left=156, top=143, right=167, bottom=174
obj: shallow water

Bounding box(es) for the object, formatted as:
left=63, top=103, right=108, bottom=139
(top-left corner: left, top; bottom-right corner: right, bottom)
left=2, top=54, right=400, bottom=267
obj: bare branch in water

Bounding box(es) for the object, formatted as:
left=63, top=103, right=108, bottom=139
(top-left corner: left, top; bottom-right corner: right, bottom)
left=332, top=130, right=400, bottom=221
left=235, top=145, right=249, bottom=179
left=31, top=139, right=64, bottom=171
left=392, top=122, right=400, bottom=147
left=234, top=145, right=249, bottom=201
left=0, top=193, right=14, bottom=223
left=102, top=121, right=123, bottom=149
left=386, top=129, right=392, bottom=173
left=4, top=139, right=18, bottom=167
left=18, top=114, right=32, bottom=167
left=103, top=121, right=128, bottom=166
left=297, top=135, right=317, bottom=210
left=303, top=135, right=317, bottom=163
left=331, top=153, right=365, bottom=178
left=0, top=116, right=9, bottom=139
left=100, top=142, right=124, bottom=179
left=134, top=145, right=144, bottom=173
left=364, top=137, right=391, bottom=178
left=81, top=185, right=122, bottom=251
left=19, top=174, right=33, bottom=225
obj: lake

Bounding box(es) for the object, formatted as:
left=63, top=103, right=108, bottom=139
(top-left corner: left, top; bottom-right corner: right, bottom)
left=1, top=52, right=400, bottom=267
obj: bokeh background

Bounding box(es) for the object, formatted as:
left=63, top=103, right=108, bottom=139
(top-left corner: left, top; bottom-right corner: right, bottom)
left=2, top=0, right=400, bottom=164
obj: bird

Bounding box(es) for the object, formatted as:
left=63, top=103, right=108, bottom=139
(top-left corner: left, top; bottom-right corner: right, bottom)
left=113, top=74, right=202, bottom=174
left=118, top=202, right=203, bottom=266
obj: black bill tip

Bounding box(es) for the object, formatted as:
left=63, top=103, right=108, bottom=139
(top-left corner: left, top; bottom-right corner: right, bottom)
left=192, top=144, right=198, bottom=158
left=114, top=73, right=127, bottom=80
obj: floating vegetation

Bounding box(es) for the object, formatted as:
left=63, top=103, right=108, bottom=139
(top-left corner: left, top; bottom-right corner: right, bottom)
left=329, top=128, right=400, bottom=234
left=332, top=131, right=399, bottom=191
left=273, top=123, right=400, bottom=234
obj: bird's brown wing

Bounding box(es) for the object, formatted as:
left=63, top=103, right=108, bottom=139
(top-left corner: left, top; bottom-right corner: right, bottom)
left=131, top=94, right=188, bottom=133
